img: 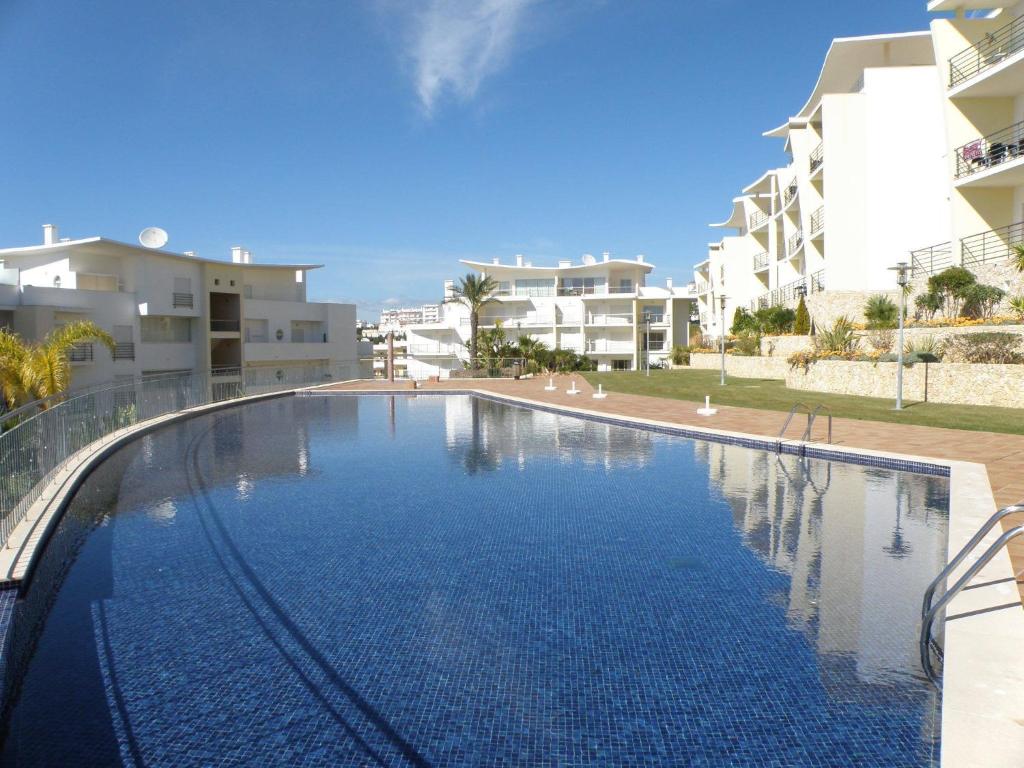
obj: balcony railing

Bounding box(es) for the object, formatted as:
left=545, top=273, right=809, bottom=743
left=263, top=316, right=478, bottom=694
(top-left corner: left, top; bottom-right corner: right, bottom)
left=639, top=313, right=665, bottom=324
left=210, top=366, right=241, bottom=378
left=586, top=312, right=633, bottom=326
left=172, top=292, right=194, bottom=309
left=809, top=143, right=824, bottom=174
left=948, top=13, right=1024, bottom=88
left=113, top=342, right=135, bottom=361
left=753, top=276, right=813, bottom=311
left=753, top=251, right=769, bottom=270
left=210, top=319, right=240, bottom=332
left=961, top=220, right=1024, bottom=268
left=810, top=206, right=824, bottom=235
left=749, top=210, right=770, bottom=230
left=783, top=180, right=798, bottom=207
left=955, top=120, right=1024, bottom=178
left=69, top=343, right=93, bottom=362
left=910, top=242, right=953, bottom=277
left=787, top=230, right=804, bottom=256
left=585, top=341, right=635, bottom=354
left=809, top=269, right=825, bottom=294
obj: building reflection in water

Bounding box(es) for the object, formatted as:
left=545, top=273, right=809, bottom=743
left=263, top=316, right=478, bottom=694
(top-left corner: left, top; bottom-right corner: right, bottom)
left=693, top=440, right=949, bottom=702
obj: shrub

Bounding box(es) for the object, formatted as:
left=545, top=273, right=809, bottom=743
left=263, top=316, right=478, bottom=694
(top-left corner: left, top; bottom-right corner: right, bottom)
left=731, top=307, right=757, bottom=335
left=940, top=332, right=1024, bottom=364
left=754, top=305, right=796, bottom=335
left=927, top=267, right=976, bottom=318
left=961, top=283, right=1005, bottom=320
left=914, top=292, right=942, bottom=321
left=863, top=294, right=899, bottom=329
left=904, top=335, right=941, bottom=363
left=670, top=344, right=690, bottom=366
left=732, top=330, right=761, bottom=356
left=1013, top=243, right=1024, bottom=273
left=867, top=328, right=895, bottom=353
left=814, top=316, right=859, bottom=354
left=793, top=297, right=810, bottom=335
left=1010, top=295, right=1024, bottom=322
left=787, top=349, right=816, bottom=372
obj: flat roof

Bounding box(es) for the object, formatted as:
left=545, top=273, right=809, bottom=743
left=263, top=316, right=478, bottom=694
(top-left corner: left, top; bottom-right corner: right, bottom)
left=461, top=258, right=655, bottom=273
left=0, top=237, right=322, bottom=271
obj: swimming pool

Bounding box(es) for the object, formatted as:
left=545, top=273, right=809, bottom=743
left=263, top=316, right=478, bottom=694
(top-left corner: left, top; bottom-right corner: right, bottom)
left=0, top=394, right=949, bottom=766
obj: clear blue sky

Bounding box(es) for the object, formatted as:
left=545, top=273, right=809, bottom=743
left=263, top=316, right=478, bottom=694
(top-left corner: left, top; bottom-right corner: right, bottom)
left=0, top=0, right=933, bottom=319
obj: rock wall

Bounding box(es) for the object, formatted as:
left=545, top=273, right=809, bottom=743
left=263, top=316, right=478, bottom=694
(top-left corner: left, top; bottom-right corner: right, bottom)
left=785, top=360, right=1024, bottom=408
left=689, top=353, right=791, bottom=379
left=805, top=290, right=901, bottom=328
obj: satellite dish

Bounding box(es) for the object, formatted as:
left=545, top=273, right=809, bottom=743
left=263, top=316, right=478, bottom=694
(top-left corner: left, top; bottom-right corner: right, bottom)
left=139, top=227, right=168, bottom=249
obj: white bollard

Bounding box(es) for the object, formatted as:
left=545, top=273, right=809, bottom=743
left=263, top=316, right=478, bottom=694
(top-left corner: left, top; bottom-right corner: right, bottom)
left=697, top=394, right=718, bottom=416
left=566, top=379, right=580, bottom=395
left=544, top=376, right=557, bottom=392
left=592, top=383, right=607, bottom=400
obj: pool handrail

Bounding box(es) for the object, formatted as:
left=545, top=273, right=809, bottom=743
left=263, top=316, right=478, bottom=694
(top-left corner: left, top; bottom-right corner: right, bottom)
left=919, top=521, right=1024, bottom=685
left=777, top=402, right=832, bottom=445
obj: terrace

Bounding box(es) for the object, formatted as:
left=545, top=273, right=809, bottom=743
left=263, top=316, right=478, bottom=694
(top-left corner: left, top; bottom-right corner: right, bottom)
left=954, top=120, right=1024, bottom=185
left=948, top=13, right=1024, bottom=96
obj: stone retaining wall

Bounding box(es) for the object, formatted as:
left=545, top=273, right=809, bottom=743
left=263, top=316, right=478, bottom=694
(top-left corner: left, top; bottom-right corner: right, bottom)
left=760, top=325, right=1024, bottom=358
left=785, top=360, right=1024, bottom=408
left=689, top=353, right=791, bottom=379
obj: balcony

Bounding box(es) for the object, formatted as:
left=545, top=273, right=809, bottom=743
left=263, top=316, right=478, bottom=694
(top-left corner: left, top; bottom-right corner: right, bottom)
left=113, top=342, right=135, bottom=361
left=585, top=341, right=635, bottom=354
left=211, top=366, right=241, bottom=378
left=585, top=312, right=634, bottom=326
left=910, top=242, right=953, bottom=277
left=749, top=210, right=770, bottom=231
left=407, top=343, right=464, bottom=356
left=472, top=314, right=553, bottom=328
left=787, top=230, right=804, bottom=257
left=783, top=180, right=798, bottom=209
left=954, top=121, right=1024, bottom=185
left=809, top=270, right=825, bottom=294
left=753, top=252, right=770, bottom=271
left=69, top=342, right=93, bottom=363
left=172, top=292, right=194, bottom=309
left=809, top=143, right=824, bottom=175
left=810, top=207, right=824, bottom=237
left=961, top=220, right=1024, bottom=268
left=639, top=313, right=666, bottom=325
left=210, top=319, right=240, bottom=333
left=948, top=14, right=1024, bottom=94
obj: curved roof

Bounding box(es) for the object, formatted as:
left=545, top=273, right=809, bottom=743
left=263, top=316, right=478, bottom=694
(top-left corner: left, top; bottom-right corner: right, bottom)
left=460, top=258, right=654, bottom=273
left=710, top=198, right=748, bottom=230
left=764, top=31, right=935, bottom=139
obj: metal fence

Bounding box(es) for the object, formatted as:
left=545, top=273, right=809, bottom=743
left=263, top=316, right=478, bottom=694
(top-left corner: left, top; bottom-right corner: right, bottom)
left=961, top=220, right=1024, bottom=268
left=955, top=120, right=1024, bottom=178
left=910, top=242, right=953, bottom=277
left=0, top=362, right=359, bottom=548
left=948, top=13, right=1024, bottom=88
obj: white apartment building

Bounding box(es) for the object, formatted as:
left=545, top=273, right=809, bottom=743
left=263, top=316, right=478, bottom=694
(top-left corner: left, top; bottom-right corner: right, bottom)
left=696, top=31, right=951, bottom=337
left=379, top=303, right=441, bottom=329
left=0, top=224, right=359, bottom=389
left=405, top=253, right=697, bottom=378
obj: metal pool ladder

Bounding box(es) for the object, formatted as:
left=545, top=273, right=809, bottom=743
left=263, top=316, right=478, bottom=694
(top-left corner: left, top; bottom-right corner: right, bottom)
left=776, top=402, right=832, bottom=446
left=919, top=502, right=1024, bottom=685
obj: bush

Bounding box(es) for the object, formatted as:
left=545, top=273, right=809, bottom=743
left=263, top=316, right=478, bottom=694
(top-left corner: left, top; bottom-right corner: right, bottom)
left=1013, top=243, right=1024, bottom=273
left=863, top=294, right=899, bottom=329
left=867, top=328, right=895, bottom=353
left=793, top=297, right=810, bottom=335
left=961, top=283, right=1005, bottom=320
left=731, top=307, right=757, bottom=335
left=1010, top=295, right=1024, bottom=322
left=754, top=305, right=796, bottom=335
left=927, top=267, right=976, bottom=318
left=940, top=332, right=1024, bottom=364
left=814, top=316, right=859, bottom=354
left=915, top=292, right=942, bottom=321
left=731, top=330, right=761, bottom=356
left=670, top=344, right=690, bottom=366
left=904, top=335, right=941, bottom=363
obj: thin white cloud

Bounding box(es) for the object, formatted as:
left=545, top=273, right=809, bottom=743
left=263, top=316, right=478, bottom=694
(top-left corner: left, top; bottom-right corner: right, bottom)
left=387, top=0, right=538, bottom=115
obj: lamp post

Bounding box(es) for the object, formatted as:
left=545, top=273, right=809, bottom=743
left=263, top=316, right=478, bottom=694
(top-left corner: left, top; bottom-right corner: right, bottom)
left=644, top=315, right=651, bottom=377
left=888, top=262, right=910, bottom=410
left=718, top=294, right=728, bottom=386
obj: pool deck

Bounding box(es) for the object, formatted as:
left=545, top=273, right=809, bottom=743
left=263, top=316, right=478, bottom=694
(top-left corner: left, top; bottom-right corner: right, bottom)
left=325, top=374, right=1024, bottom=594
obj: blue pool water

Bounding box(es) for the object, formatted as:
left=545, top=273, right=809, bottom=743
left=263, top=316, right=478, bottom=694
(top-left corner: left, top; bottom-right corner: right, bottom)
left=0, top=394, right=949, bottom=767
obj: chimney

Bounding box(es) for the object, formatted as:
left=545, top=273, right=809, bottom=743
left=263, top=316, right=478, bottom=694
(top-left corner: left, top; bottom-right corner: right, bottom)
left=666, top=277, right=673, bottom=289
left=243, top=249, right=253, bottom=264
left=231, top=246, right=244, bottom=263
left=558, top=259, right=571, bottom=268
left=492, top=257, right=500, bottom=265
left=515, top=254, right=524, bottom=267
left=636, top=254, right=645, bottom=263
left=43, top=224, right=58, bottom=245
left=444, top=279, right=455, bottom=300
left=601, top=252, right=609, bottom=262
left=184, top=250, right=196, bottom=258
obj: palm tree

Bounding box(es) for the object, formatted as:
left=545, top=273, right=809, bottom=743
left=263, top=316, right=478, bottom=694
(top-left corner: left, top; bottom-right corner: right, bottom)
left=0, top=321, right=115, bottom=410
left=515, top=334, right=548, bottom=362
left=1013, top=243, right=1024, bottom=273
left=447, top=273, right=498, bottom=362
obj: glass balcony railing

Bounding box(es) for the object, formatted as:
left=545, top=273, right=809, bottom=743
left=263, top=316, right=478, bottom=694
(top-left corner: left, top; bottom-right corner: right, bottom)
left=955, top=120, right=1024, bottom=178
left=948, top=14, right=1024, bottom=88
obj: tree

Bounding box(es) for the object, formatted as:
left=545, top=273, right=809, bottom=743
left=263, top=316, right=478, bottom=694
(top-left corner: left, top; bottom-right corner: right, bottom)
left=731, top=307, right=757, bottom=335
left=961, top=283, right=1005, bottom=321
left=927, top=266, right=976, bottom=318
left=753, top=305, right=795, bottom=335
left=793, top=297, right=810, bottom=335
left=863, top=294, right=899, bottom=329
left=1013, top=243, right=1024, bottom=273
left=515, top=334, right=548, bottom=363
left=447, top=273, right=498, bottom=362
left=0, top=321, right=115, bottom=410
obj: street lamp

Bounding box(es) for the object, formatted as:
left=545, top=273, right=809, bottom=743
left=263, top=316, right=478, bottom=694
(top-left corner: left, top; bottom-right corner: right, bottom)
left=888, top=261, right=911, bottom=410
left=644, top=314, right=651, bottom=377
left=718, top=294, right=728, bottom=386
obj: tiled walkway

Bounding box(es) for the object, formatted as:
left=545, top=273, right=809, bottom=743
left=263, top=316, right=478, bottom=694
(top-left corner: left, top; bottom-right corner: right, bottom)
left=323, top=376, right=1024, bottom=599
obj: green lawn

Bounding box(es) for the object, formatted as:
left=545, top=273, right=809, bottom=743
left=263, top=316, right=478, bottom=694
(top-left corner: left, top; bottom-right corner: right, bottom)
left=581, top=369, right=1024, bottom=435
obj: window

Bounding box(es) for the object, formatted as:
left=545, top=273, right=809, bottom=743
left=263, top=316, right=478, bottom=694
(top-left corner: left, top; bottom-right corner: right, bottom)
left=618, top=278, right=633, bottom=293
left=559, top=277, right=605, bottom=296
left=514, top=278, right=556, bottom=297
left=141, top=316, right=191, bottom=343
left=496, top=281, right=511, bottom=296
left=642, top=331, right=666, bottom=351
left=612, top=359, right=630, bottom=371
